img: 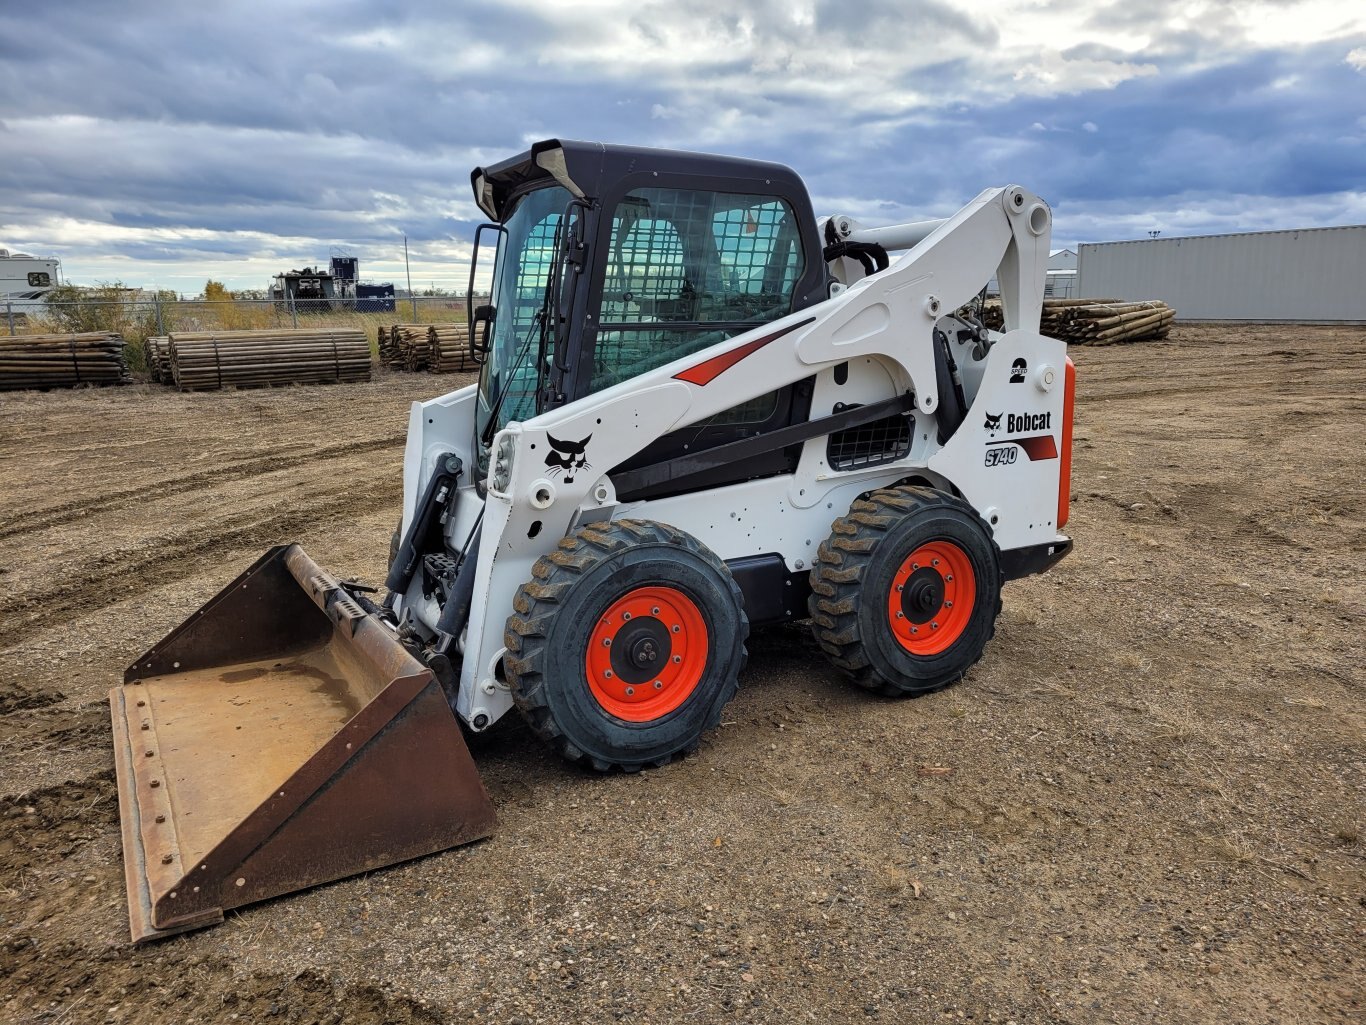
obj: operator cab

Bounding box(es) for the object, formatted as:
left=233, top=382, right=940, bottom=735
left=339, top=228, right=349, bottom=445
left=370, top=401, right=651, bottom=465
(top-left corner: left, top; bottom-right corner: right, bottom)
left=466, top=139, right=830, bottom=495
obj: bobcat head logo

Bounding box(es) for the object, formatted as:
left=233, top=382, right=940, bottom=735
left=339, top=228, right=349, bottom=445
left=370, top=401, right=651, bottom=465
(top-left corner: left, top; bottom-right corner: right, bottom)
left=545, top=433, right=592, bottom=484
left=983, top=412, right=1002, bottom=432
left=1010, top=358, right=1027, bottom=384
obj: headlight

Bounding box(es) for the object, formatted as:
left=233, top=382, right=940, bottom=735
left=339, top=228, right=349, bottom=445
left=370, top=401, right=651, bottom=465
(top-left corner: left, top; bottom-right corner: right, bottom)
left=491, top=433, right=516, bottom=494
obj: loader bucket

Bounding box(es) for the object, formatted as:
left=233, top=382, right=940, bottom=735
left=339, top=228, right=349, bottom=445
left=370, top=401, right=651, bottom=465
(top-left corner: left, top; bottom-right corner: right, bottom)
left=109, top=544, right=496, bottom=943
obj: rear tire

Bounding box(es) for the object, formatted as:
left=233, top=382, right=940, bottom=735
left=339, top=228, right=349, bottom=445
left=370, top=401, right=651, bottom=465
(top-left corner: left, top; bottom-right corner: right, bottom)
left=808, top=486, right=1001, bottom=697
left=504, top=519, right=747, bottom=772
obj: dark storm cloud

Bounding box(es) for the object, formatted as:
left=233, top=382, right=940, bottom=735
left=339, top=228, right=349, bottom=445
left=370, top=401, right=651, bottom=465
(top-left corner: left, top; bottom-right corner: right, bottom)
left=0, top=1, right=1362, bottom=287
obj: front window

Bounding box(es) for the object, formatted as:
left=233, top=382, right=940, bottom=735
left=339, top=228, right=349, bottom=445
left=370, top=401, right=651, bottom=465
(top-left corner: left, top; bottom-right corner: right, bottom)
left=475, top=185, right=570, bottom=445
left=591, top=188, right=803, bottom=395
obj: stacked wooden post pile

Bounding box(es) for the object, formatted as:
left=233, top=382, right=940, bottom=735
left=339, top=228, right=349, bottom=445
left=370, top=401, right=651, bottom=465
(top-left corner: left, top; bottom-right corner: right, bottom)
left=0, top=332, right=131, bottom=390
left=378, top=325, right=427, bottom=370
left=167, top=328, right=371, bottom=390
left=393, top=325, right=433, bottom=371
left=145, top=336, right=172, bottom=383
left=1039, top=299, right=1175, bottom=345
left=428, top=324, right=477, bottom=373
left=377, top=326, right=401, bottom=368
left=974, top=297, right=1172, bottom=343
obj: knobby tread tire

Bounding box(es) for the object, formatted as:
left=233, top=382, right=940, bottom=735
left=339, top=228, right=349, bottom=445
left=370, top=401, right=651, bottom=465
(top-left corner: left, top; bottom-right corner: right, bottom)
left=808, top=486, right=1003, bottom=697
left=504, top=518, right=748, bottom=772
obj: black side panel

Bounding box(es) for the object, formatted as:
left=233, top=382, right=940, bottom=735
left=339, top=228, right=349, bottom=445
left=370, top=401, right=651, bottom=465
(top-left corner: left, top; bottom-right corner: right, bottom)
left=725, top=554, right=812, bottom=627
left=999, top=537, right=1073, bottom=580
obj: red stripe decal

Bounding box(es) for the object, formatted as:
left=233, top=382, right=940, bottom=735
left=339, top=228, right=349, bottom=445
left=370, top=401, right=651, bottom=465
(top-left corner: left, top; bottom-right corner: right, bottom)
left=672, top=317, right=815, bottom=387
left=1015, top=434, right=1058, bottom=461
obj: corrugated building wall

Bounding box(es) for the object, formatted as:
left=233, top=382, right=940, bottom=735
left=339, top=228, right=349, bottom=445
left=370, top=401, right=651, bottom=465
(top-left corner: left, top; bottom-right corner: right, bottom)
left=1076, top=225, right=1366, bottom=322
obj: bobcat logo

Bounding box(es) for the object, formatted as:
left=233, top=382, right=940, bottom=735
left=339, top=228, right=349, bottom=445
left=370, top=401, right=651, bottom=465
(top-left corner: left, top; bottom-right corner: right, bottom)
left=983, top=412, right=1002, bottom=432
left=1010, top=358, right=1027, bottom=383
left=545, top=433, right=592, bottom=484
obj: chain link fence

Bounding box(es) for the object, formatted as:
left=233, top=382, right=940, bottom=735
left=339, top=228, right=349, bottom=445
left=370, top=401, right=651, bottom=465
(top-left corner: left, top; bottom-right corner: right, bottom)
left=3, top=294, right=478, bottom=371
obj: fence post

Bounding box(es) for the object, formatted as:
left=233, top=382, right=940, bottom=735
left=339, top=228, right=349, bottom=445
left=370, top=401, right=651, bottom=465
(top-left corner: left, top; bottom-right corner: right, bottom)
left=289, top=293, right=298, bottom=329
left=5, top=300, right=12, bottom=336
left=411, top=294, right=419, bottom=322
left=153, top=292, right=165, bottom=336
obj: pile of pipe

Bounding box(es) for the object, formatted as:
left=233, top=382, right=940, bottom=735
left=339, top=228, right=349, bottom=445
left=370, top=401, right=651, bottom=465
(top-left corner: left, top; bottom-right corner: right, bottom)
left=0, top=332, right=131, bottom=390
left=167, top=328, right=371, bottom=390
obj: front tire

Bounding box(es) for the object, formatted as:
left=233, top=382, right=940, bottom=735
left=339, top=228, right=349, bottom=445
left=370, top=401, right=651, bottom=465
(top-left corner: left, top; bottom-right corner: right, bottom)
left=808, top=486, right=1002, bottom=696
left=504, top=519, right=748, bottom=772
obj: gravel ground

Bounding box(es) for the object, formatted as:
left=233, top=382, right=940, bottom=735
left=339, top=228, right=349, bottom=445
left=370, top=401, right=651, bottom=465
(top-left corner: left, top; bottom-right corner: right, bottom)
left=0, top=323, right=1362, bottom=1024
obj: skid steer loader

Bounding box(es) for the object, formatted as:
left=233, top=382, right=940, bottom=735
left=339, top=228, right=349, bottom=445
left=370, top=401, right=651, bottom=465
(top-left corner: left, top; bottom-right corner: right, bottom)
left=111, top=139, right=1074, bottom=942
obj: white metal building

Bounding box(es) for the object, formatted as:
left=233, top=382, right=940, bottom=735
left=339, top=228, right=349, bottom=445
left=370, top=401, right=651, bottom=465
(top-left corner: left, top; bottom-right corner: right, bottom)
left=1076, top=225, right=1366, bottom=322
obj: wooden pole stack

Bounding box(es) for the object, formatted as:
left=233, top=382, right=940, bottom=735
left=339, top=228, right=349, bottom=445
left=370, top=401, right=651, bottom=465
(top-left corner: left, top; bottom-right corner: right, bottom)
left=167, top=328, right=371, bottom=390
left=0, top=332, right=131, bottom=390
left=387, top=325, right=431, bottom=371
left=380, top=323, right=476, bottom=373
left=974, top=298, right=1172, bottom=344
left=145, top=336, right=172, bottom=383
left=378, top=326, right=402, bottom=369
left=1039, top=299, right=1175, bottom=345
left=427, top=324, right=478, bottom=374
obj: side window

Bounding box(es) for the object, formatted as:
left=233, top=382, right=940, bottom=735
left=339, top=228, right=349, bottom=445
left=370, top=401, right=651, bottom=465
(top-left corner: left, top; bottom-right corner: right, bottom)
left=509, top=211, right=562, bottom=337
left=712, top=201, right=802, bottom=308
left=592, top=189, right=804, bottom=425
left=28, top=272, right=51, bottom=287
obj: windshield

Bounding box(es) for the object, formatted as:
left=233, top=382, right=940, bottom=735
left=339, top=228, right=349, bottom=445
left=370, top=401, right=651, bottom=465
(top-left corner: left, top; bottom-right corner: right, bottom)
left=475, top=185, right=570, bottom=451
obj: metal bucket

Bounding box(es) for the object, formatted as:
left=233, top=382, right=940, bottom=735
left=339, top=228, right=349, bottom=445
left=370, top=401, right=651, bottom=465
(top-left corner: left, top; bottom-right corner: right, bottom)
left=109, top=544, right=496, bottom=943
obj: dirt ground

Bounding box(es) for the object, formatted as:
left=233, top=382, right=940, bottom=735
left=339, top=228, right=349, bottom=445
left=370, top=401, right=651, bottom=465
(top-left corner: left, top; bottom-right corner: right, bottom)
left=0, top=323, right=1361, bottom=1024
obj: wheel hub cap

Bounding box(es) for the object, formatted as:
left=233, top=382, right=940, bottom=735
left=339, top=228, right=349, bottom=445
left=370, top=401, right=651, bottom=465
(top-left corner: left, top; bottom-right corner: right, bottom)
left=586, top=586, right=708, bottom=722
left=887, top=542, right=976, bottom=656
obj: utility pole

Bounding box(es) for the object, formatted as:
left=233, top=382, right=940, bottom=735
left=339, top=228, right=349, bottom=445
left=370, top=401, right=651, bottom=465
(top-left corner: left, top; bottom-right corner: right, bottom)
left=404, top=235, right=417, bottom=322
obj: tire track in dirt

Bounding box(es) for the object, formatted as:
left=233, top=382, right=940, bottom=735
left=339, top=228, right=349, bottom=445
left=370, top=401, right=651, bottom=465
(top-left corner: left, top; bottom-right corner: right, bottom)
left=0, top=683, right=65, bottom=716
left=1, top=488, right=400, bottom=650
left=0, top=771, right=116, bottom=883
left=0, top=944, right=445, bottom=1025
left=0, top=433, right=404, bottom=542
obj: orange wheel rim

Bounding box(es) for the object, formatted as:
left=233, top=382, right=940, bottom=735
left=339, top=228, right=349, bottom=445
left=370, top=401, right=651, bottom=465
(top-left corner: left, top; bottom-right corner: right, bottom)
left=586, top=586, right=708, bottom=722
left=887, top=541, right=976, bottom=656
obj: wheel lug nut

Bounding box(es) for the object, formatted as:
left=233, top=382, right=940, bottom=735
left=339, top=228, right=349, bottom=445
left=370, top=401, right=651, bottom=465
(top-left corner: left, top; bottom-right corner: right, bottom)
left=931, top=621, right=939, bottom=629
left=945, top=601, right=953, bottom=608
left=625, top=686, right=635, bottom=696
left=911, top=626, right=918, bottom=634
left=945, top=575, right=953, bottom=582
left=896, top=585, right=903, bottom=592
left=603, top=638, right=611, bottom=647
left=652, top=606, right=660, bottom=615
left=896, top=611, right=904, bottom=619
left=622, top=611, right=632, bottom=621
left=654, top=680, right=663, bottom=690
left=672, top=654, right=681, bottom=663
left=604, top=670, right=613, bottom=679
left=933, top=559, right=940, bottom=567
left=671, top=625, right=680, bottom=633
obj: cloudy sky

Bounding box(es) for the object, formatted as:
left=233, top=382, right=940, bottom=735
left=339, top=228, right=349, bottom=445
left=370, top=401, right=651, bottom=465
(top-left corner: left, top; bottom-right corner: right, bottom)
left=1, top=0, right=1363, bottom=292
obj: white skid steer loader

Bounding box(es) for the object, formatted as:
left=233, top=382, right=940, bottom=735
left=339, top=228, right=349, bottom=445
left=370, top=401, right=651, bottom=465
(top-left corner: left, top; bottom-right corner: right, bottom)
left=110, top=139, right=1075, bottom=941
